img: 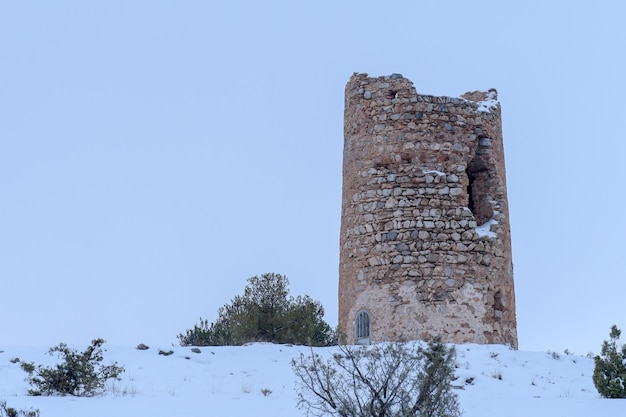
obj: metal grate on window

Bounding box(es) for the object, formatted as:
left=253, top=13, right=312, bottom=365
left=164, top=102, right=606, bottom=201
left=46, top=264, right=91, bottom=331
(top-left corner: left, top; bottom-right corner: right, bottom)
left=356, top=310, right=370, bottom=339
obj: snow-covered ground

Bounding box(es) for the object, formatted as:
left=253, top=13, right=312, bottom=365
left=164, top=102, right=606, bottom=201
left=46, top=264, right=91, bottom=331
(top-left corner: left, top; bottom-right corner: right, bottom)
left=0, top=342, right=623, bottom=416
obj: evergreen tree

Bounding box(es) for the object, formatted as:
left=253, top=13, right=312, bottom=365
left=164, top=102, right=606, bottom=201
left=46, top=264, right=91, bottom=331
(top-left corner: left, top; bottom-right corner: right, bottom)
left=593, top=325, right=626, bottom=398
left=178, top=273, right=335, bottom=346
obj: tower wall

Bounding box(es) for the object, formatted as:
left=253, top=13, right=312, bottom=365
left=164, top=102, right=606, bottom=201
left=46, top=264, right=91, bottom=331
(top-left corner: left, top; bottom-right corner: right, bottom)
left=339, top=73, right=517, bottom=348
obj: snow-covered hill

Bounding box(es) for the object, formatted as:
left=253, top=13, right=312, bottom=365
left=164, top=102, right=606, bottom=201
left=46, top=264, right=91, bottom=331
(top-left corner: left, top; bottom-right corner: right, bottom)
left=0, top=342, right=623, bottom=416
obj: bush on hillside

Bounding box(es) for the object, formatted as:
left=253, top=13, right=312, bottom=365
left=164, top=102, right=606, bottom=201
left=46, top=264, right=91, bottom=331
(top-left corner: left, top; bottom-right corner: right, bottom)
left=592, top=325, right=626, bottom=398
left=291, top=338, right=461, bottom=417
left=0, top=401, right=39, bottom=417
left=178, top=273, right=336, bottom=347
left=20, top=339, right=124, bottom=397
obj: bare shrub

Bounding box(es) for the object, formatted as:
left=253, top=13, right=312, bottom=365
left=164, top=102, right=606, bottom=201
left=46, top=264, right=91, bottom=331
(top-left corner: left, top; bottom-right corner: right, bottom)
left=0, top=400, right=39, bottom=417
left=291, top=338, right=461, bottom=417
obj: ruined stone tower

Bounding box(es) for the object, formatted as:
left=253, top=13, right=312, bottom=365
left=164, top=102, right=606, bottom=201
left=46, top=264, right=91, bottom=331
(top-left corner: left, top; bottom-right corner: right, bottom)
left=339, top=73, right=517, bottom=348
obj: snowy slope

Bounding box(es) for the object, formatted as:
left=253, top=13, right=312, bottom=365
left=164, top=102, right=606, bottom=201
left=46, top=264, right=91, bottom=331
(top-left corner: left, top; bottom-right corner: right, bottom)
left=1, top=343, right=624, bottom=417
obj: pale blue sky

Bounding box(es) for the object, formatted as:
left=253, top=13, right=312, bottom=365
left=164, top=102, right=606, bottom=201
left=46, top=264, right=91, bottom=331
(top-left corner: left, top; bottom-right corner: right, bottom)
left=1, top=1, right=624, bottom=354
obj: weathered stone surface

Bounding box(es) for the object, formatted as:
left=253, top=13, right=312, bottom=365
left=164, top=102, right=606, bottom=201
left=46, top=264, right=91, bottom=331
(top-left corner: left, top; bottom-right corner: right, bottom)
left=339, top=73, right=517, bottom=348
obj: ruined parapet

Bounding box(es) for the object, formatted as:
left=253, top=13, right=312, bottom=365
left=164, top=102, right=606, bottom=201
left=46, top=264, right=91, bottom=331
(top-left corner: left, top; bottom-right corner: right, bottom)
left=338, top=73, right=517, bottom=348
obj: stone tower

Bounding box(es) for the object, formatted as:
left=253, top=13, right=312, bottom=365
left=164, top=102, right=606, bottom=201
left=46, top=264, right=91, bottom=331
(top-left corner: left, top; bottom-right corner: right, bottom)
left=339, top=73, right=517, bottom=348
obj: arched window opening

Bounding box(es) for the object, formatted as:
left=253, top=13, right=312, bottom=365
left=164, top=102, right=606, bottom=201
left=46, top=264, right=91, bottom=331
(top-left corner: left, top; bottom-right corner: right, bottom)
left=355, top=310, right=371, bottom=344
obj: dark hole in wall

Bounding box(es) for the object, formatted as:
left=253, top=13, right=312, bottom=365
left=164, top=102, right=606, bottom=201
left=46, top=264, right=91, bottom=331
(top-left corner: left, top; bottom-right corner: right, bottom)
left=493, top=290, right=503, bottom=308
left=466, top=158, right=493, bottom=226
left=493, top=290, right=504, bottom=320
left=387, top=90, right=398, bottom=99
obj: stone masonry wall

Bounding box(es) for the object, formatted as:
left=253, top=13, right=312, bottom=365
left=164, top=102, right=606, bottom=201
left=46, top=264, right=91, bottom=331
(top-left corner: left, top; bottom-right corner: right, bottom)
left=339, top=73, right=517, bottom=348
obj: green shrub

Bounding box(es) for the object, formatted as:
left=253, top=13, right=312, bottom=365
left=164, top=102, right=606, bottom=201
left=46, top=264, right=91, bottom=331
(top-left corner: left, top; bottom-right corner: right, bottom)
left=291, top=338, right=461, bottom=417
left=178, top=273, right=335, bottom=347
left=0, top=400, right=40, bottom=417
left=20, top=338, right=124, bottom=397
left=593, top=325, right=626, bottom=398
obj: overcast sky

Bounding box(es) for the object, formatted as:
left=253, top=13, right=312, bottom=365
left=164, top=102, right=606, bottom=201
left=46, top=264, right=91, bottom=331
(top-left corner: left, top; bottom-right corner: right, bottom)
left=1, top=1, right=624, bottom=354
